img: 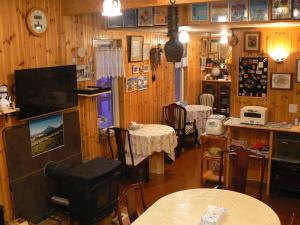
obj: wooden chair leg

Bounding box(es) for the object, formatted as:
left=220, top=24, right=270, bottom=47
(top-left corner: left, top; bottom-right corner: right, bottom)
left=144, top=160, right=150, bottom=183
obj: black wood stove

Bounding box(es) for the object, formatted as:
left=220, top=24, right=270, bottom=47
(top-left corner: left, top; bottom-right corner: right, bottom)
left=45, top=157, right=121, bottom=225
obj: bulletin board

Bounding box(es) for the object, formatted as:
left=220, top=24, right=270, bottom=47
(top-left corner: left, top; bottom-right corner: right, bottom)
left=238, top=57, right=268, bottom=97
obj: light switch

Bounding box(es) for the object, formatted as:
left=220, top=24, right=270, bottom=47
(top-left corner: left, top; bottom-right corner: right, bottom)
left=289, top=104, right=298, bottom=113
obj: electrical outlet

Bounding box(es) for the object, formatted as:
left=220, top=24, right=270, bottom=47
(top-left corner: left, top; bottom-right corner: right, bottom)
left=289, top=104, right=298, bottom=113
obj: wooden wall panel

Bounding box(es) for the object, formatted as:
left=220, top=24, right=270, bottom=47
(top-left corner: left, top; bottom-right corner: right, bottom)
left=231, top=27, right=300, bottom=122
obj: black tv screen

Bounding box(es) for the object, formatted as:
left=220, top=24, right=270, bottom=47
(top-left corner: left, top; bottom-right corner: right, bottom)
left=15, top=65, right=78, bottom=120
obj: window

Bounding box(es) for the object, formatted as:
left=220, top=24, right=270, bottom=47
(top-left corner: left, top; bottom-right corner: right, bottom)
left=96, top=77, right=119, bottom=129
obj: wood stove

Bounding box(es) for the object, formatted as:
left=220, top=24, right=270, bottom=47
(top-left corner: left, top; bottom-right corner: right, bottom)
left=45, top=157, right=121, bottom=225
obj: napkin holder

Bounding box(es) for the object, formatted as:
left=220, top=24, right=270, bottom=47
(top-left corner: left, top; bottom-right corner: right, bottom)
left=200, top=205, right=225, bottom=225
left=128, top=121, right=143, bottom=130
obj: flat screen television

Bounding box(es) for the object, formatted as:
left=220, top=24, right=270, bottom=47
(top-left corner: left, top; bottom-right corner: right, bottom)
left=15, top=65, right=78, bottom=120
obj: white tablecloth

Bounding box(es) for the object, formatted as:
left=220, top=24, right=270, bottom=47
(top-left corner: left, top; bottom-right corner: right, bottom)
left=186, top=105, right=213, bottom=136
left=128, top=124, right=177, bottom=160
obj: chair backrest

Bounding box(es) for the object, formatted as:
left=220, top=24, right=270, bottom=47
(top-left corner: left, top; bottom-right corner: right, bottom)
left=162, top=103, right=187, bottom=131
left=107, top=127, right=135, bottom=166
left=219, top=146, right=265, bottom=199
left=118, top=182, right=147, bottom=225
left=289, top=213, right=296, bottom=225
left=199, top=93, right=215, bottom=107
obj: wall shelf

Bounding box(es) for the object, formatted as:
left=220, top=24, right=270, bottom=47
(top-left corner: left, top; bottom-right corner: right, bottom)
left=77, top=91, right=111, bottom=97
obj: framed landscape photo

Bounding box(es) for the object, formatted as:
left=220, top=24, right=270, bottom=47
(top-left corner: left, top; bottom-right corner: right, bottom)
left=154, top=7, right=168, bottom=25
left=123, top=9, right=138, bottom=27
left=271, top=73, right=292, bottom=90
left=138, top=7, right=154, bottom=26
left=211, top=1, right=229, bottom=22
left=128, top=36, right=144, bottom=62
left=107, top=15, right=123, bottom=28
left=296, top=59, right=300, bottom=82
left=191, top=3, right=209, bottom=21
left=244, top=32, right=260, bottom=52
left=272, top=0, right=292, bottom=19
left=230, top=0, right=248, bottom=22
left=249, top=0, right=269, bottom=21
left=293, top=0, right=300, bottom=19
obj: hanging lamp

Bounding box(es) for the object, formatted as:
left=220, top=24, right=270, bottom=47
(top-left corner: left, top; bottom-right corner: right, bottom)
left=164, top=0, right=183, bottom=62
left=102, top=0, right=122, bottom=17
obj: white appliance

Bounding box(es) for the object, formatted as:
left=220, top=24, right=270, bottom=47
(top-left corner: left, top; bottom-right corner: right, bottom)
left=205, top=114, right=226, bottom=135
left=240, top=106, right=268, bottom=125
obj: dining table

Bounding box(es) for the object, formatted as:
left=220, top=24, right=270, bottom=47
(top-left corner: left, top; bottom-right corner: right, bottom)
left=128, top=124, right=178, bottom=174
left=131, top=188, right=281, bottom=225
left=185, top=105, right=213, bottom=138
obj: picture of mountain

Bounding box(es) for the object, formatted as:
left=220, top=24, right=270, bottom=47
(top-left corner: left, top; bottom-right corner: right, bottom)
left=29, top=113, right=64, bottom=157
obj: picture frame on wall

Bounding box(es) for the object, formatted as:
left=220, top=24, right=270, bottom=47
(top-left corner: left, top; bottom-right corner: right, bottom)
left=211, top=1, right=229, bottom=22
left=128, top=36, right=144, bottom=62
left=249, top=0, right=269, bottom=21
left=293, top=0, right=300, bottom=19
left=132, top=65, right=140, bottom=74
left=126, top=76, right=138, bottom=92
left=107, top=15, right=123, bottom=28
left=138, top=74, right=148, bottom=91
left=272, top=0, right=292, bottom=19
left=201, top=38, right=208, bottom=55
left=191, top=3, right=209, bottom=21
left=296, top=59, right=300, bottom=82
left=271, top=73, right=292, bottom=90
left=230, top=0, right=248, bottom=21
left=123, top=9, right=138, bottom=27
left=244, top=32, right=260, bottom=52
left=143, top=43, right=151, bottom=61
left=154, top=7, right=168, bottom=25
left=138, top=7, right=154, bottom=26
left=210, top=39, right=219, bottom=53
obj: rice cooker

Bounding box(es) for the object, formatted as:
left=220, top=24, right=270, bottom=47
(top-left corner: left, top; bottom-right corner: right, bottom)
left=205, top=114, right=226, bottom=136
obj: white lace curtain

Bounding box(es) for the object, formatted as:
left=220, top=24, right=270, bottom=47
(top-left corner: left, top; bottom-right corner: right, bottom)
left=94, top=47, right=124, bottom=79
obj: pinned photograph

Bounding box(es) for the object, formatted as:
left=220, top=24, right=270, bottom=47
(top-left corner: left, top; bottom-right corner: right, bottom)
left=30, top=114, right=64, bottom=157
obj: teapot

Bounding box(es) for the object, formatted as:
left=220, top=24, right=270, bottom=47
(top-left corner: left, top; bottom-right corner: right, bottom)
left=0, top=97, right=10, bottom=111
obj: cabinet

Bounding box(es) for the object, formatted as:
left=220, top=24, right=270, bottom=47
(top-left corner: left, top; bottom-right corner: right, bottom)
left=202, top=80, right=231, bottom=116
left=200, top=133, right=227, bottom=186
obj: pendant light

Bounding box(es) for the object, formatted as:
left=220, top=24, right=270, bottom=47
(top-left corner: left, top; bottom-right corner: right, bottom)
left=164, top=0, right=184, bottom=62
left=102, top=0, right=122, bottom=17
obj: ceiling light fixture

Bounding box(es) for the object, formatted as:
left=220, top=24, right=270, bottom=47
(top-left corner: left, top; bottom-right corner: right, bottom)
left=102, top=0, right=122, bottom=17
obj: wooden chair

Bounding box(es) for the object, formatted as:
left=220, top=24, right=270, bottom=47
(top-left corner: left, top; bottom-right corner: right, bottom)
left=117, top=182, right=147, bottom=225
left=199, top=93, right=215, bottom=107
left=289, top=213, right=296, bottom=225
left=162, top=103, right=198, bottom=154
left=107, top=127, right=149, bottom=183
left=217, top=145, right=266, bottom=200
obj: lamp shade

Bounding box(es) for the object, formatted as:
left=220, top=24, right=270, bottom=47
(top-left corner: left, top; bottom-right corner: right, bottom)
left=102, top=0, right=122, bottom=17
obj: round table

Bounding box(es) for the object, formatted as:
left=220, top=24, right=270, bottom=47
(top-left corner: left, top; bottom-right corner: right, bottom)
left=185, top=105, right=213, bottom=137
left=129, top=124, right=178, bottom=174
left=131, top=189, right=281, bottom=225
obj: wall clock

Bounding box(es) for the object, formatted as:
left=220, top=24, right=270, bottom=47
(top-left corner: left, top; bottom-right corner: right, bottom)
left=26, top=8, right=48, bottom=36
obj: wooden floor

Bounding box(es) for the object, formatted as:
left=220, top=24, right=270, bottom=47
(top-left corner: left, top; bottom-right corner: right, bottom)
left=142, top=146, right=300, bottom=225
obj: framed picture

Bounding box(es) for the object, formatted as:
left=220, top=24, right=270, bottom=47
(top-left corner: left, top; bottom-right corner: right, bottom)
left=271, top=73, right=292, bottom=90
left=210, top=39, right=219, bottom=53
left=230, top=0, right=248, bottom=21
left=296, top=59, right=300, bottom=82
left=123, top=9, right=138, bottom=27
left=293, top=0, right=300, bottom=19
left=76, top=65, right=92, bottom=82
left=107, top=15, right=123, bottom=28
left=128, top=36, right=144, bottom=62
left=29, top=113, right=64, bottom=157
left=138, top=7, right=154, bottom=26
left=249, top=0, right=269, bottom=21
left=191, top=3, right=209, bottom=21
left=126, top=76, right=138, bottom=92
left=201, top=38, right=208, bottom=55
left=272, top=0, right=292, bottom=19
left=138, top=74, right=148, bottom=91
left=143, top=43, right=151, bottom=61
left=154, top=7, right=168, bottom=25
left=244, top=32, right=260, bottom=52
left=211, top=1, right=229, bottom=22
left=132, top=65, right=140, bottom=74
left=143, top=65, right=149, bottom=73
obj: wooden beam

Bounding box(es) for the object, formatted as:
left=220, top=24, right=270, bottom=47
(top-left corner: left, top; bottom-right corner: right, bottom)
left=62, top=0, right=221, bottom=16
